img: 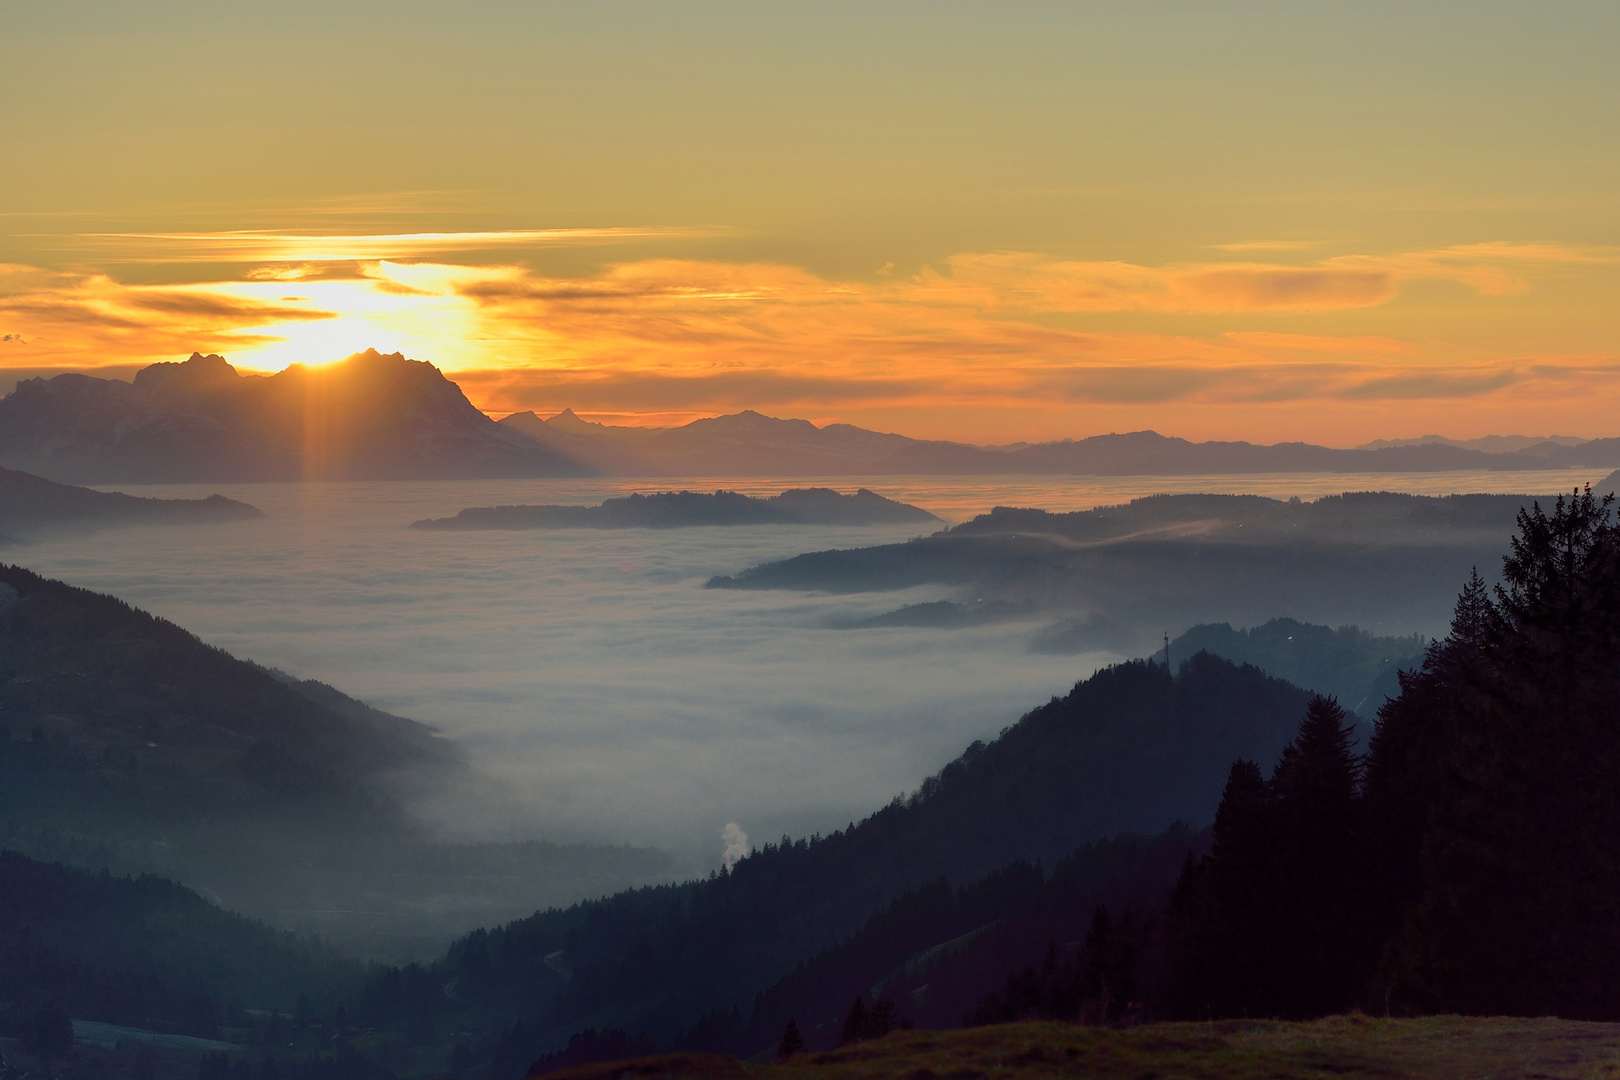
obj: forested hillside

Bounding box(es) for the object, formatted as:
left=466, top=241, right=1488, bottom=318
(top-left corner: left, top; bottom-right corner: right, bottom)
left=358, top=653, right=1308, bottom=1068
left=1166, top=618, right=1425, bottom=719
left=0, top=850, right=360, bottom=1035
left=973, top=488, right=1620, bottom=1024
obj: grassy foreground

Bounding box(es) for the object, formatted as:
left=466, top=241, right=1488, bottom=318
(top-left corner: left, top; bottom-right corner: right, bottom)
left=546, top=1016, right=1620, bottom=1080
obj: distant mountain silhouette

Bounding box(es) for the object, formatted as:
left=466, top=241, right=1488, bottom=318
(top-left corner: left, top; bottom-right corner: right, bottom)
left=497, top=408, right=920, bottom=476
left=501, top=408, right=1620, bottom=477
left=1597, top=468, right=1620, bottom=496
left=409, top=488, right=940, bottom=530
left=711, top=492, right=1537, bottom=647
left=1357, top=433, right=1587, bottom=454
left=9, top=354, right=1613, bottom=482
left=1166, top=618, right=1426, bottom=720
left=0, top=350, right=586, bottom=483
left=0, top=464, right=261, bottom=539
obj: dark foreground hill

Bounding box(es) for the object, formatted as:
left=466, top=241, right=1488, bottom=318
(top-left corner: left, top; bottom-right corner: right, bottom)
left=0, top=350, right=583, bottom=483
left=380, top=654, right=1308, bottom=1061
left=715, top=491, right=1535, bottom=645
left=0, top=564, right=674, bottom=959
left=0, top=465, right=262, bottom=540
left=409, top=489, right=939, bottom=531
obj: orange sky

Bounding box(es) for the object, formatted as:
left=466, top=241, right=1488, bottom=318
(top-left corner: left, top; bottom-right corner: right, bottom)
left=3, top=3, right=1618, bottom=446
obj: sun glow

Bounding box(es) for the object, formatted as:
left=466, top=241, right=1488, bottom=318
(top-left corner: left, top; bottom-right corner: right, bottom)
left=216, top=263, right=495, bottom=373
left=4, top=241, right=1620, bottom=444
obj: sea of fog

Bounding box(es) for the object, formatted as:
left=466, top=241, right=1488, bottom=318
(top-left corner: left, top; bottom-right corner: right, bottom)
left=19, top=468, right=1609, bottom=869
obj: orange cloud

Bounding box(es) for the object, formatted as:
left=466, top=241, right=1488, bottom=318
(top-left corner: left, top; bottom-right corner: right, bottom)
left=2, top=241, right=1618, bottom=443
left=0, top=265, right=337, bottom=362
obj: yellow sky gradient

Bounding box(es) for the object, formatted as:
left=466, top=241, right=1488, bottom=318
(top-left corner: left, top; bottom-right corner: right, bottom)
left=3, top=2, right=1617, bottom=445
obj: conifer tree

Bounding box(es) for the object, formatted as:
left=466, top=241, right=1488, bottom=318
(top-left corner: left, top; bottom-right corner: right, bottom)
left=838, top=996, right=867, bottom=1046
left=1266, top=696, right=1362, bottom=1016
left=776, top=1018, right=804, bottom=1059
left=1395, top=488, right=1620, bottom=1017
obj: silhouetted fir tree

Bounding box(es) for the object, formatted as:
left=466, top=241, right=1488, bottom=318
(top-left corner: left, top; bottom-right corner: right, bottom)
left=1359, top=570, right=1489, bottom=1002
left=1392, top=488, right=1620, bottom=1017
left=838, top=995, right=900, bottom=1044
left=1265, top=695, right=1363, bottom=1016
left=1075, top=907, right=1149, bottom=1023
left=1163, top=760, right=1272, bottom=1018
left=1163, top=696, right=1363, bottom=1019
left=838, top=996, right=867, bottom=1046
left=776, top=1018, right=804, bottom=1059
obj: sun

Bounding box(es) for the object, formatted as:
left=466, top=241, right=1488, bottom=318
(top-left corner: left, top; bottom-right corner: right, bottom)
left=216, top=263, right=491, bottom=374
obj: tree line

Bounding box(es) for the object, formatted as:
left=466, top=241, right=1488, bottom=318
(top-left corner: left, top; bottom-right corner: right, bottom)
left=975, top=488, right=1620, bottom=1022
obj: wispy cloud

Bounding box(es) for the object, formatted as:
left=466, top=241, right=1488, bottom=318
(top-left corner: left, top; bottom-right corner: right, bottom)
left=2, top=241, right=1617, bottom=440
left=70, top=227, right=724, bottom=263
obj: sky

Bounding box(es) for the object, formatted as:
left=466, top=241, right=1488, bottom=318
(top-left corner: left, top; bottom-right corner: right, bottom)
left=2, top=1, right=1618, bottom=446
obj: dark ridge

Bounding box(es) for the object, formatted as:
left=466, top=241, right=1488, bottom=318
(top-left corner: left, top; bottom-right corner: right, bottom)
left=0, top=464, right=261, bottom=539
left=409, top=488, right=940, bottom=530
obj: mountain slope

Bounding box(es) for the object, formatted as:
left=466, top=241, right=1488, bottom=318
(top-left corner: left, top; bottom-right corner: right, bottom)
left=0, top=351, right=586, bottom=483
left=0, top=849, right=361, bottom=1032
left=412, top=655, right=1310, bottom=1047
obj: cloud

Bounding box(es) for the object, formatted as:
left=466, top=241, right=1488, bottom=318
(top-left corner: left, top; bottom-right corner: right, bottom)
left=2, top=239, right=1616, bottom=438
left=721, top=823, right=749, bottom=869
left=74, top=227, right=725, bottom=264
left=0, top=271, right=339, bottom=362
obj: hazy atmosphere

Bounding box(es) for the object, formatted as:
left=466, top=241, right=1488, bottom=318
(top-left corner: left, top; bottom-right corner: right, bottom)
left=6, top=3, right=1620, bottom=1079
left=16, top=470, right=1604, bottom=864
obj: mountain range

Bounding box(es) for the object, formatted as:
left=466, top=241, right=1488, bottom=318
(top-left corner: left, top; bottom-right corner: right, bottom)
left=500, top=407, right=1620, bottom=478
left=4, top=351, right=1617, bottom=483
left=0, top=351, right=580, bottom=483
left=717, top=491, right=1536, bottom=648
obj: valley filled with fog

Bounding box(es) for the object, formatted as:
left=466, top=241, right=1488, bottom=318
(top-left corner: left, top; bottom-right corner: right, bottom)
left=16, top=469, right=1608, bottom=873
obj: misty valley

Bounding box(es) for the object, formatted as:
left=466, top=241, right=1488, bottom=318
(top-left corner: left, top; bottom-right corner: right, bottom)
left=5, top=461, right=1620, bottom=1080
left=4, top=357, right=1620, bottom=1080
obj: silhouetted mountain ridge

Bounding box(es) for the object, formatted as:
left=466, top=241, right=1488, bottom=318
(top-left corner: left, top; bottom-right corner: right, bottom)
left=711, top=491, right=1536, bottom=646
left=502, top=407, right=1620, bottom=477
left=10, top=353, right=1615, bottom=481
left=0, top=351, right=585, bottom=483
left=409, top=488, right=939, bottom=530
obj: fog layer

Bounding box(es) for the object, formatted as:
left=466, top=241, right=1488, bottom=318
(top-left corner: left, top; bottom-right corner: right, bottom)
left=17, top=470, right=1605, bottom=867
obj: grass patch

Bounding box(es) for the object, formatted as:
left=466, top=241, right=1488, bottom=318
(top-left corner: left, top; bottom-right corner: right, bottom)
left=547, top=1016, right=1620, bottom=1080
